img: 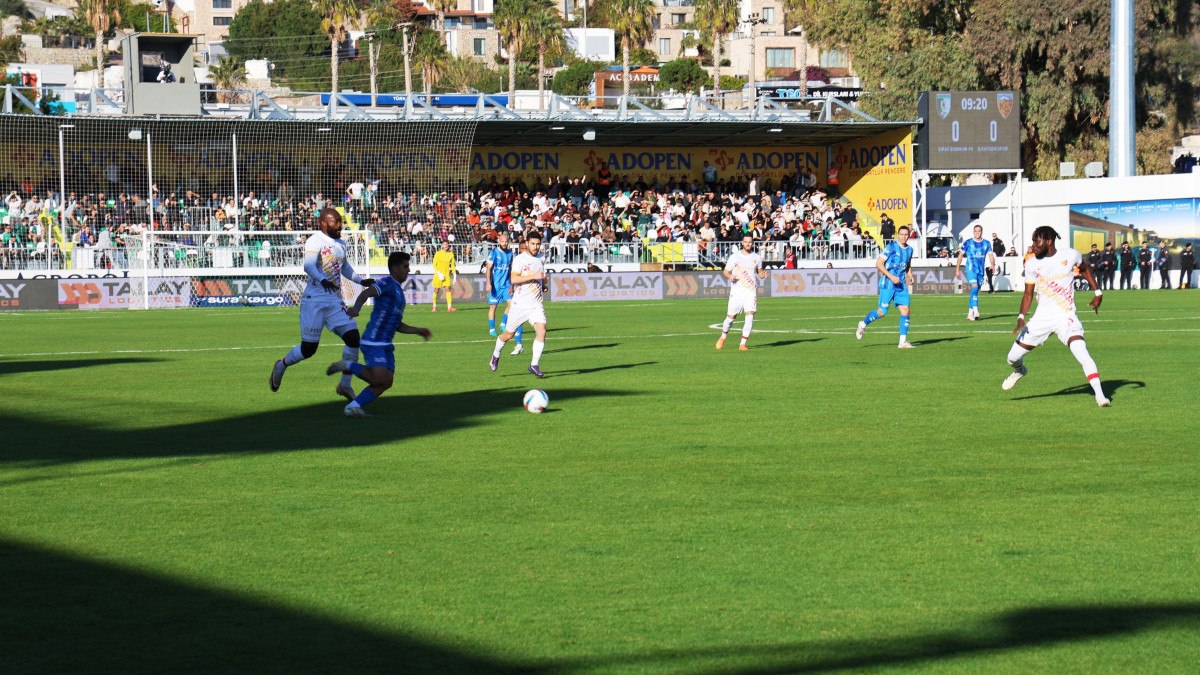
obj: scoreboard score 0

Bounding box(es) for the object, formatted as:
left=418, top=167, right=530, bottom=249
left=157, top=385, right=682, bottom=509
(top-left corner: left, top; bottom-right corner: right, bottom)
left=916, top=91, right=1021, bottom=171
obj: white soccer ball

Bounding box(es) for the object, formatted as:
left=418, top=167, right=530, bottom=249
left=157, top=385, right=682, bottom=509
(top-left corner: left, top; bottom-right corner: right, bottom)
left=523, top=389, right=549, bottom=413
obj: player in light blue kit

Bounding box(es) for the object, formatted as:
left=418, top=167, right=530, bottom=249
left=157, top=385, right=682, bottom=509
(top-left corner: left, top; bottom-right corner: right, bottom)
left=326, top=251, right=431, bottom=418
left=856, top=225, right=916, bottom=348
left=955, top=223, right=995, bottom=321
left=484, top=232, right=524, bottom=353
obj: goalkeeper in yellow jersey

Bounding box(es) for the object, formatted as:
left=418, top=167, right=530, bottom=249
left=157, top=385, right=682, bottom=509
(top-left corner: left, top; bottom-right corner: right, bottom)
left=431, top=239, right=457, bottom=312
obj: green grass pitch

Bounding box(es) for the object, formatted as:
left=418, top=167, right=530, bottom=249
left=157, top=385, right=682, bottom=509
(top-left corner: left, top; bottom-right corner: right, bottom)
left=2, top=292, right=1199, bottom=673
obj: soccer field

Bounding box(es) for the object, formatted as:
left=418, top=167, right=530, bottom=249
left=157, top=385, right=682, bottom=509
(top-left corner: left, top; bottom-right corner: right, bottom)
left=2, top=292, right=1198, bottom=673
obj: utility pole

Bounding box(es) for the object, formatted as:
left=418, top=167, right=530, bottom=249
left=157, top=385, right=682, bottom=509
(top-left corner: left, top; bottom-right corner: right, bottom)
left=582, top=0, right=588, bottom=59
left=745, top=13, right=766, bottom=109
left=400, top=22, right=413, bottom=108
left=365, top=30, right=378, bottom=107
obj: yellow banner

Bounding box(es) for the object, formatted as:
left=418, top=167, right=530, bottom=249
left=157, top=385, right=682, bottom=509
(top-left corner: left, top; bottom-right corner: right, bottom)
left=833, top=128, right=914, bottom=231
left=470, top=146, right=825, bottom=185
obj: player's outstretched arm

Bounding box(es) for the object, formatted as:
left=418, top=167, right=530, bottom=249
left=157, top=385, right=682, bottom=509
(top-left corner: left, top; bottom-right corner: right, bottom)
left=1013, top=284, right=1035, bottom=334
left=1079, top=262, right=1103, bottom=313
left=347, top=285, right=380, bottom=317
left=398, top=323, right=432, bottom=341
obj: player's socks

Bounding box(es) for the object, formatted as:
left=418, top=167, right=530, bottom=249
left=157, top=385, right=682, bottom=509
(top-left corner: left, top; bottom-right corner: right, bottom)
left=531, top=339, right=545, bottom=366
left=1007, top=343, right=1030, bottom=369
left=1068, top=340, right=1106, bottom=397
left=446, top=291, right=454, bottom=310
left=898, top=315, right=910, bottom=342
left=492, top=336, right=506, bottom=359
left=969, top=285, right=980, bottom=309
left=515, top=324, right=524, bottom=345
left=863, top=309, right=881, bottom=326
left=488, top=318, right=496, bottom=332
left=352, top=388, right=378, bottom=408
left=339, top=346, right=358, bottom=389
left=741, top=315, right=754, bottom=345
left=721, top=317, right=734, bottom=336
left=347, top=362, right=371, bottom=382
left=282, top=344, right=306, bottom=366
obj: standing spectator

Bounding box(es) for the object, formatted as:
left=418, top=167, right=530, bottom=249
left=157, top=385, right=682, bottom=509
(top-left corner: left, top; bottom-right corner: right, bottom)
left=1179, top=243, right=1195, bottom=289
left=991, top=232, right=1007, bottom=258
left=1137, top=244, right=1153, bottom=289
left=879, top=213, right=895, bottom=241
left=1101, top=242, right=1117, bottom=290
left=1118, top=242, right=1134, bottom=289
left=596, top=163, right=613, bottom=200
left=1155, top=244, right=1171, bottom=289
left=702, top=160, right=717, bottom=187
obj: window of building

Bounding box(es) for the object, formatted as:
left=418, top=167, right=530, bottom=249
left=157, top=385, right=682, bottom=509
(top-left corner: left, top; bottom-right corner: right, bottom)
left=473, top=38, right=486, bottom=56
left=659, top=37, right=671, bottom=55
left=765, top=47, right=794, bottom=68
left=652, top=14, right=661, bottom=29
left=672, top=13, right=686, bottom=24
left=213, top=16, right=232, bottom=25
left=762, top=7, right=774, bottom=24
left=761, top=31, right=776, bottom=36
left=212, top=0, right=232, bottom=8
left=819, top=49, right=850, bottom=68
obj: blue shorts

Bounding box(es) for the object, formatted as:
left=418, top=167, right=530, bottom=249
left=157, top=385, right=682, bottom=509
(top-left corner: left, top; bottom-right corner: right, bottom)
left=966, top=271, right=985, bottom=287
left=361, top=344, right=395, bottom=372
left=878, top=281, right=910, bottom=309
left=488, top=286, right=512, bottom=305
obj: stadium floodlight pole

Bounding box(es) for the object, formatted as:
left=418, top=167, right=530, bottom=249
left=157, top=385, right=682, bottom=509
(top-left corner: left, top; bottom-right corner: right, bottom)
left=365, top=30, right=378, bottom=107
left=232, top=132, right=239, bottom=229
left=744, top=13, right=766, bottom=110
left=57, top=123, right=75, bottom=271
left=400, top=22, right=414, bottom=114
left=1109, top=0, right=1135, bottom=177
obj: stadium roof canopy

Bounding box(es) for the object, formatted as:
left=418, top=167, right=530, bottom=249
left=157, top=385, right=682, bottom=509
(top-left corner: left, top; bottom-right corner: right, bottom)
left=3, top=87, right=917, bottom=148
left=469, top=119, right=915, bottom=148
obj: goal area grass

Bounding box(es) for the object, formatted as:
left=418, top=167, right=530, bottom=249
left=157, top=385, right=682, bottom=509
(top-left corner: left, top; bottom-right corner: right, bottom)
left=2, top=292, right=1198, bottom=672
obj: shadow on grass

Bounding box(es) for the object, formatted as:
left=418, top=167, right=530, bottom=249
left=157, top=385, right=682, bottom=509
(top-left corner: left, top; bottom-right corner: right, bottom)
left=1012, top=379, right=1146, bottom=402
left=0, top=357, right=163, bottom=376
left=754, top=338, right=826, bottom=349
left=546, top=343, right=619, bottom=354
left=0, top=387, right=630, bottom=466
left=0, top=537, right=537, bottom=675
left=545, top=604, right=1200, bottom=673
left=538, top=361, right=658, bottom=378
left=911, top=337, right=972, bottom=347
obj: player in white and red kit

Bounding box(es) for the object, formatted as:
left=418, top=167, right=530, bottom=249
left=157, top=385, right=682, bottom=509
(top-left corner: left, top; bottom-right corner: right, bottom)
left=269, top=209, right=373, bottom=399
left=717, top=235, right=767, bottom=350
left=489, top=231, right=548, bottom=378
left=1003, top=225, right=1110, bottom=407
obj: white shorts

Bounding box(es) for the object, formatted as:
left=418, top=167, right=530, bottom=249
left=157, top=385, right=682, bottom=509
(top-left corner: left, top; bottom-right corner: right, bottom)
left=300, top=295, right=358, bottom=342
left=1018, top=312, right=1084, bottom=347
left=505, top=302, right=547, bottom=332
left=727, top=288, right=758, bottom=316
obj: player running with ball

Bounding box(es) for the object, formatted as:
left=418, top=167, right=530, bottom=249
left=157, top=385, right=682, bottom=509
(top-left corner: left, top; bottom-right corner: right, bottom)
left=327, top=252, right=431, bottom=417
left=270, top=209, right=374, bottom=399
left=1003, top=225, right=1110, bottom=407
left=490, top=231, right=548, bottom=378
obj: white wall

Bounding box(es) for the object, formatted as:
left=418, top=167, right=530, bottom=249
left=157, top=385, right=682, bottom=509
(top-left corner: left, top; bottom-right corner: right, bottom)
left=926, top=172, right=1200, bottom=250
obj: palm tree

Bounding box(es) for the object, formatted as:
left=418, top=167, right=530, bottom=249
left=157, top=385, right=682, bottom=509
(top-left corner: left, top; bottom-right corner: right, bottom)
left=527, top=0, right=565, bottom=109
left=431, top=0, right=456, bottom=33
left=493, top=0, right=534, bottom=104
left=75, top=0, right=121, bottom=88
left=208, top=57, right=246, bottom=103
left=695, top=0, right=738, bottom=97
left=313, top=0, right=357, bottom=94
left=411, top=29, right=448, bottom=96
left=607, top=0, right=654, bottom=99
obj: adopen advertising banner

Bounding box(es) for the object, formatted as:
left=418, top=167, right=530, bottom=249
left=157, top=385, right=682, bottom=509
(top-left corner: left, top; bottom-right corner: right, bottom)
left=0, top=279, right=59, bottom=311
left=834, top=128, right=914, bottom=229
left=550, top=272, right=663, bottom=301
left=58, top=277, right=191, bottom=309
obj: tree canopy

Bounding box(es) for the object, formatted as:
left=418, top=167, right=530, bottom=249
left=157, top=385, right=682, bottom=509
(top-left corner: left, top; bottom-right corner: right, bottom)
left=788, top=0, right=1199, bottom=177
